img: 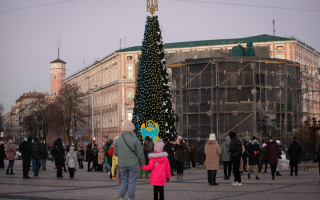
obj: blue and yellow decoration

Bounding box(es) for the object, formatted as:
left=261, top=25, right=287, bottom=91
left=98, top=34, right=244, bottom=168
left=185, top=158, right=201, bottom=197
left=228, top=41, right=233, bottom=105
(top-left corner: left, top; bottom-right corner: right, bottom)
left=141, top=120, right=159, bottom=143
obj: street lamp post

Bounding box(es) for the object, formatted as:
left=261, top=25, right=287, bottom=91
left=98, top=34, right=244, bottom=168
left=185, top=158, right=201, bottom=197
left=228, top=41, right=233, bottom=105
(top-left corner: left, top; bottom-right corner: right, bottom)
left=88, top=88, right=95, bottom=141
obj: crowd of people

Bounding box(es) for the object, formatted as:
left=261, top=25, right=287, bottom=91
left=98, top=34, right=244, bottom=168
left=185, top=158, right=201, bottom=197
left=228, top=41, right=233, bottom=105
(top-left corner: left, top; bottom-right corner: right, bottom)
left=1, top=120, right=320, bottom=200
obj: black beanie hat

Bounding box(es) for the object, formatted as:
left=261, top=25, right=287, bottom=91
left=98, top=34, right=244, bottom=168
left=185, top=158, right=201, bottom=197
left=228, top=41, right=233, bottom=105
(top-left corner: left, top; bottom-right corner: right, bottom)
left=252, top=136, right=257, bottom=140
left=268, top=136, right=273, bottom=140
left=229, top=131, right=236, bottom=138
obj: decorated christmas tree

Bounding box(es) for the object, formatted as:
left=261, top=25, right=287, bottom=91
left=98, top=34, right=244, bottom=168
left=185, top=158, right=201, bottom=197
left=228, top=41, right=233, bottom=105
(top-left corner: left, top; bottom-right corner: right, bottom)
left=132, top=15, right=177, bottom=142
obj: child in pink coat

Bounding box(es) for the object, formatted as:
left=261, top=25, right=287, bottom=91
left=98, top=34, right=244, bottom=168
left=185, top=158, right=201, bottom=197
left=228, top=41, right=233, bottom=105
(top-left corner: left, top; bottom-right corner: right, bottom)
left=142, top=141, right=171, bottom=200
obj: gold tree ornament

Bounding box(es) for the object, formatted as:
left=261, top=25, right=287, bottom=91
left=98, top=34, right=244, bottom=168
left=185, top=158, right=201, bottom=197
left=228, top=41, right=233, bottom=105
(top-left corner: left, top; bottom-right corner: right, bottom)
left=147, top=0, right=158, bottom=16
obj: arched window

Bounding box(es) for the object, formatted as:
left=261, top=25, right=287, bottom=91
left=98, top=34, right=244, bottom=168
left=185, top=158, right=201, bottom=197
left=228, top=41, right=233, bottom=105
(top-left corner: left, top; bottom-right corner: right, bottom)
left=127, top=90, right=134, bottom=101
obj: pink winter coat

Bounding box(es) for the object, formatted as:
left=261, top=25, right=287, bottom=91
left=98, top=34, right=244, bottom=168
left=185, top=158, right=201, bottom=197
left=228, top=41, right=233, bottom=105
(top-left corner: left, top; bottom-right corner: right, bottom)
left=142, top=152, right=171, bottom=186
left=6, top=140, right=16, bottom=160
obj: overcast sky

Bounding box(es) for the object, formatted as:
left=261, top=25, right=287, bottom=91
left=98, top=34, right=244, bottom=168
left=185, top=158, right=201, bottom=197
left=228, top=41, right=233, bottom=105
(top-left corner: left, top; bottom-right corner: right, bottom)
left=1, top=0, right=320, bottom=113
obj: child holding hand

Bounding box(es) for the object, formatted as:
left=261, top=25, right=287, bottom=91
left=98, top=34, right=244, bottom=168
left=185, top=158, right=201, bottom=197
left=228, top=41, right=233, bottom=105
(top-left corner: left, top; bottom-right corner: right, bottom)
left=142, top=141, right=171, bottom=200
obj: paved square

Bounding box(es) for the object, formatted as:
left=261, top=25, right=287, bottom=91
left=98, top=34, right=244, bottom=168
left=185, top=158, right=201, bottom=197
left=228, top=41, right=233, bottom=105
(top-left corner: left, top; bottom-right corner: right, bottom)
left=0, top=160, right=319, bottom=200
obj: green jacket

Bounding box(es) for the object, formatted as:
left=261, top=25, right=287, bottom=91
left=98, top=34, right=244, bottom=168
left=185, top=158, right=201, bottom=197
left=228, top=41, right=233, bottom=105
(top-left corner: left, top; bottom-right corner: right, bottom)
left=105, top=144, right=112, bottom=164
left=114, top=131, right=145, bottom=168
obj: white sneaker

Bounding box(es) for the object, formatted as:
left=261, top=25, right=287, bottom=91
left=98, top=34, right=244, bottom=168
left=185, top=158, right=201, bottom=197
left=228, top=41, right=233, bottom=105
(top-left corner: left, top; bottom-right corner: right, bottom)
left=231, top=182, right=237, bottom=186
left=237, top=182, right=242, bottom=186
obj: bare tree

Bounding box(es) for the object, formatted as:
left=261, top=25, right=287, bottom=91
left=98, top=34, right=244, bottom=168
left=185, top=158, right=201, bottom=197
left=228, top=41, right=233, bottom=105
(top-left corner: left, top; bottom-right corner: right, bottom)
left=49, top=83, right=87, bottom=146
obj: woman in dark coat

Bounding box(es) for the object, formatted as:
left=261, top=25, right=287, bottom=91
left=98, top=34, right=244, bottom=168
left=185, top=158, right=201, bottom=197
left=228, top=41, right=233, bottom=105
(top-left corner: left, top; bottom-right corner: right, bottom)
left=288, top=137, right=302, bottom=176
left=52, top=138, right=65, bottom=178
left=247, top=136, right=260, bottom=180
left=173, top=136, right=187, bottom=180
left=190, top=146, right=196, bottom=169
left=40, top=143, right=48, bottom=170
left=0, top=141, right=5, bottom=168
left=86, top=143, right=93, bottom=171
left=265, top=136, right=279, bottom=180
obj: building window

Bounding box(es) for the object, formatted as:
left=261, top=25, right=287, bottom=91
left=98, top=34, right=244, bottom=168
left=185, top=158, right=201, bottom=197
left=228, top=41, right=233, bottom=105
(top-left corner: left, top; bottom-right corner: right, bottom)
left=127, top=90, right=134, bottom=101
left=127, top=112, right=133, bottom=121
left=275, top=55, right=284, bottom=59
left=127, top=66, right=133, bottom=79
left=276, top=46, right=284, bottom=50
left=127, top=56, right=133, bottom=60
left=53, top=75, right=56, bottom=79
left=54, top=92, right=57, bottom=95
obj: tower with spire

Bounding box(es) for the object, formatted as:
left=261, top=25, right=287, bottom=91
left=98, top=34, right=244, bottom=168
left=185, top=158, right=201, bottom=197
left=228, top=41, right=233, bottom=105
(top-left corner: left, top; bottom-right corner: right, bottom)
left=49, top=31, right=66, bottom=96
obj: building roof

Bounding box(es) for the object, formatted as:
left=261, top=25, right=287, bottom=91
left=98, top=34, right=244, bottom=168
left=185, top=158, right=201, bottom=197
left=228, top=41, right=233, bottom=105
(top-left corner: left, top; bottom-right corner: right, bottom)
left=116, top=34, right=316, bottom=53
left=50, top=58, right=67, bottom=64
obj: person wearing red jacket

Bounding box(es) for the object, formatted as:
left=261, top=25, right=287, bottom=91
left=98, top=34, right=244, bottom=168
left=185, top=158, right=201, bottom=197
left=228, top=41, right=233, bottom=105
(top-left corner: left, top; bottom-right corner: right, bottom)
left=266, top=136, right=280, bottom=180
left=142, top=141, right=171, bottom=200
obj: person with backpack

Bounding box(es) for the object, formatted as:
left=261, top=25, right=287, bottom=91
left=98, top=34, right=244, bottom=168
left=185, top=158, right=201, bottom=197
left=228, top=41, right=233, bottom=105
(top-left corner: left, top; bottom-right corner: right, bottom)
left=221, top=136, right=232, bottom=180
left=78, top=147, right=84, bottom=169
left=114, top=120, right=145, bottom=200
left=142, top=141, right=171, bottom=200
left=86, top=143, right=93, bottom=171
left=105, top=139, right=113, bottom=178
left=22, top=136, right=33, bottom=179
left=229, top=131, right=243, bottom=186
left=110, top=136, right=119, bottom=179
left=6, top=140, right=16, bottom=175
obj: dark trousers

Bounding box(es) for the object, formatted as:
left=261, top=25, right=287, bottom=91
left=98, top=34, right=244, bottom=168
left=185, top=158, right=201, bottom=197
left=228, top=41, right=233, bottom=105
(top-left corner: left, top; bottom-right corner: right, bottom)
left=56, top=163, right=63, bottom=177
left=78, top=159, right=83, bottom=168
left=153, top=186, right=164, bottom=200
left=243, top=157, right=247, bottom=171
left=0, top=157, right=4, bottom=168
left=98, top=164, right=103, bottom=171
left=290, top=161, right=298, bottom=175
left=232, top=160, right=241, bottom=183
left=190, top=159, right=196, bottom=168
left=260, top=160, right=268, bottom=172
left=223, top=161, right=232, bottom=177
left=63, top=163, right=66, bottom=171
left=22, top=157, right=31, bottom=178
left=177, top=163, right=184, bottom=175
left=169, top=161, right=174, bottom=174
left=68, top=167, right=75, bottom=177
left=88, top=161, right=91, bottom=170
left=270, top=164, right=277, bottom=176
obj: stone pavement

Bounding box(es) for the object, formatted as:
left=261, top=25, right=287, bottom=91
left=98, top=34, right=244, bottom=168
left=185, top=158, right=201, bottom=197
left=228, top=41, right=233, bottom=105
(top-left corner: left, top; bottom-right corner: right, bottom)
left=0, top=160, right=319, bottom=200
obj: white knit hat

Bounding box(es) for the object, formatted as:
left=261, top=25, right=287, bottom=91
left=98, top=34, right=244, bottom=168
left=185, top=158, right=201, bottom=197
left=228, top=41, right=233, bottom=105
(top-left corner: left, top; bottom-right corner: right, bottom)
left=263, top=143, right=266, bottom=147
left=123, top=120, right=135, bottom=132
left=209, top=133, right=216, bottom=141
left=276, top=140, right=281, bottom=144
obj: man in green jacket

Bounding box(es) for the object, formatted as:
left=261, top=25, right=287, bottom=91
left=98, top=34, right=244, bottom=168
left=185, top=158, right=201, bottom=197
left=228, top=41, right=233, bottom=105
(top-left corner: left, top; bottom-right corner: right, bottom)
left=114, top=120, right=145, bottom=200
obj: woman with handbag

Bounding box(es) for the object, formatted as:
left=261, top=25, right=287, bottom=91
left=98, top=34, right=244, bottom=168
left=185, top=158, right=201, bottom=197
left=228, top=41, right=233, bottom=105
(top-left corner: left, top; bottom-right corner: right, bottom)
left=114, top=120, right=145, bottom=200
left=52, top=138, right=65, bottom=178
